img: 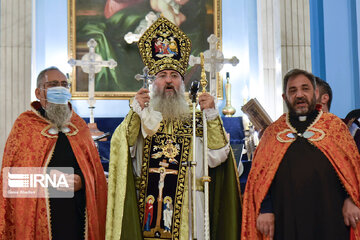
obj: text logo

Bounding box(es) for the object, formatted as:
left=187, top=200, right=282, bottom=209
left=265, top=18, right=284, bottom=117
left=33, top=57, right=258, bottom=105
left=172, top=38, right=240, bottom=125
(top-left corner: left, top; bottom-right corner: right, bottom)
left=3, top=167, right=74, bottom=198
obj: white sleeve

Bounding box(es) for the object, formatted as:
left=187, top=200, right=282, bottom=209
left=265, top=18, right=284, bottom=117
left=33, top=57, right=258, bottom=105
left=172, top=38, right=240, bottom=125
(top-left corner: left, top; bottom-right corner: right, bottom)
left=131, top=98, right=163, bottom=138
left=195, top=137, right=230, bottom=172
left=131, top=134, right=145, bottom=177
left=208, top=142, right=230, bottom=168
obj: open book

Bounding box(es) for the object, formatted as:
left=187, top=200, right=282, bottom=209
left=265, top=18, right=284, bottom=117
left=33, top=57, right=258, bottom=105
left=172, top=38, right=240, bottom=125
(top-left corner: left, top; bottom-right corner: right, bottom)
left=241, top=98, right=273, bottom=131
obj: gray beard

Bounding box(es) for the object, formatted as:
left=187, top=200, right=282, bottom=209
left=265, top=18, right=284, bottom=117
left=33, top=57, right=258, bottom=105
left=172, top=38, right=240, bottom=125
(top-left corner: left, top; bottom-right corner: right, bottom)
left=45, top=103, right=72, bottom=129
left=150, top=83, right=190, bottom=121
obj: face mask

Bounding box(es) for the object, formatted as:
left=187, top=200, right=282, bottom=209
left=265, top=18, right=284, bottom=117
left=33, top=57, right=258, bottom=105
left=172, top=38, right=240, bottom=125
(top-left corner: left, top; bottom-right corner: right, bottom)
left=46, top=86, right=72, bottom=104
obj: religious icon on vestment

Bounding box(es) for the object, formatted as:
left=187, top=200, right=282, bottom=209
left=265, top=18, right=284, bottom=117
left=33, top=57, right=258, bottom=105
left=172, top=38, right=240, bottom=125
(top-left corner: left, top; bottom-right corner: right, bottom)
left=143, top=195, right=155, bottom=231
left=163, top=196, right=173, bottom=233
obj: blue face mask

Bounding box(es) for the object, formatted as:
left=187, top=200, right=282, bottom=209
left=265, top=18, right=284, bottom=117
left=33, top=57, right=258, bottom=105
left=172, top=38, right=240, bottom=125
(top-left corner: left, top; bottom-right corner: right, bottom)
left=46, top=86, right=72, bottom=104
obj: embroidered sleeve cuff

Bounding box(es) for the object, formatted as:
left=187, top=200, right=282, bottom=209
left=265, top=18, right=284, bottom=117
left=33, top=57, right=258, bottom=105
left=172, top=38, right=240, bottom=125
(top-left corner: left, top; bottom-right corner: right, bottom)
left=125, top=109, right=141, bottom=146
left=207, top=116, right=229, bottom=149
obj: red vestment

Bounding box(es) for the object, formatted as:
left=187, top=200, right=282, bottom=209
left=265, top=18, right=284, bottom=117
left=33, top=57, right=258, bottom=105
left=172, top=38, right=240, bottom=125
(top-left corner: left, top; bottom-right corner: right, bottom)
left=0, top=102, right=107, bottom=240
left=241, top=112, right=360, bottom=240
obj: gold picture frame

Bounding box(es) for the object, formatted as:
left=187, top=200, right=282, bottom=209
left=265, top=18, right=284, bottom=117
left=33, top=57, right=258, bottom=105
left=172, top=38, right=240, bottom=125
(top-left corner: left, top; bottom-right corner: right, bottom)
left=68, top=0, right=223, bottom=99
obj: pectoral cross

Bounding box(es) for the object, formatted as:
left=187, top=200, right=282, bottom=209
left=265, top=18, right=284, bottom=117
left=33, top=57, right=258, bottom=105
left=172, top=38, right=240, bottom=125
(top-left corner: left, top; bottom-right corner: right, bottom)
left=68, top=38, right=117, bottom=124
left=189, top=34, right=239, bottom=97
left=135, top=66, right=156, bottom=89
left=149, top=161, right=178, bottom=230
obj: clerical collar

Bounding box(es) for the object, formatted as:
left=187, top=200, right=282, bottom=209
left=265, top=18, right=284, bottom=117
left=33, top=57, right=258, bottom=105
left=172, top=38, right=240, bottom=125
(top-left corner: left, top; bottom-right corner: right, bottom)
left=299, top=116, right=307, bottom=121
left=289, top=109, right=319, bottom=134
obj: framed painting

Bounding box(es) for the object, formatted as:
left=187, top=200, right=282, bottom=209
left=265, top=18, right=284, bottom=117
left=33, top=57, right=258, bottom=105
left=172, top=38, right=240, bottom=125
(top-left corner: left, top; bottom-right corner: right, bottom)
left=68, top=0, right=223, bottom=99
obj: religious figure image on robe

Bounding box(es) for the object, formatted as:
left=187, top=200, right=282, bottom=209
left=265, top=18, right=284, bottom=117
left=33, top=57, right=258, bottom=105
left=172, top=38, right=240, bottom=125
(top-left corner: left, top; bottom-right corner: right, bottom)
left=143, top=195, right=155, bottom=231
left=69, top=0, right=218, bottom=98
left=163, top=196, right=174, bottom=233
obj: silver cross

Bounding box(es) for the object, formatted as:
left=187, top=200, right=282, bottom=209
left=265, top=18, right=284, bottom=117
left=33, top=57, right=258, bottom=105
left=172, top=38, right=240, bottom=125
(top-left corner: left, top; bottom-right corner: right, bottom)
left=189, top=34, right=239, bottom=97
left=135, top=66, right=156, bottom=89
left=68, top=38, right=117, bottom=123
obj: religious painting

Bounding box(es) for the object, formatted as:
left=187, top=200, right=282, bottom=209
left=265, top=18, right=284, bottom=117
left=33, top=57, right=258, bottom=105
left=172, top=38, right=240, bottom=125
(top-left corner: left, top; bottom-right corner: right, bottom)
left=68, top=0, right=222, bottom=99
left=241, top=98, right=273, bottom=131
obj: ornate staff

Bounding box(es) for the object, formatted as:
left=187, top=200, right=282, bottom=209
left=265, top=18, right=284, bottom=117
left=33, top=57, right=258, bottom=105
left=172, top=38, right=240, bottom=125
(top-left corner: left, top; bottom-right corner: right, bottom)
left=189, top=80, right=199, bottom=240
left=200, top=52, right=211, bottom=240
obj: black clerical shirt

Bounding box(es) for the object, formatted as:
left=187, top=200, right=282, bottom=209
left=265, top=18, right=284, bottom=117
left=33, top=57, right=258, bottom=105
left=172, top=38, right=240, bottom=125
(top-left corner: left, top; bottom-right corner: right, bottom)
left=39, top=108, right=86, bottom=240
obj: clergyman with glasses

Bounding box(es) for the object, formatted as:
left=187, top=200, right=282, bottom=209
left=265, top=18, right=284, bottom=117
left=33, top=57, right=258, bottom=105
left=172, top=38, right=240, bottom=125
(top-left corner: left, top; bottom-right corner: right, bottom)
left=0, top=66, right=107, bottom=239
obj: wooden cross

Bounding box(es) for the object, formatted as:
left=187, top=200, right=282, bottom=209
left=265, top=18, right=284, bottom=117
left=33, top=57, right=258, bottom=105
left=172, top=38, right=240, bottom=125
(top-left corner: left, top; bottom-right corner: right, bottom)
left=148, top=160, right=178, bottom=229
left=189, top=34, right=239, bottom=97
left=68, top=38, right=117, bottom=123
left=135, top=66, right=156, bottom=90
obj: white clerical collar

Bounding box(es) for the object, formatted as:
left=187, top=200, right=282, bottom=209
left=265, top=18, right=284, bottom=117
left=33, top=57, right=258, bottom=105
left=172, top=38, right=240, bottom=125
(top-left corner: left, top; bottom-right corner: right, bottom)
left=298, top=116, right=307, bottom=122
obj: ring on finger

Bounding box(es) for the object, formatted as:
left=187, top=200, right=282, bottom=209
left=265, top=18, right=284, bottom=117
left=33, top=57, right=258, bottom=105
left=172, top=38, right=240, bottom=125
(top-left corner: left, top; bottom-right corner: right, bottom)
left=144, top=102, right=149, bottom=107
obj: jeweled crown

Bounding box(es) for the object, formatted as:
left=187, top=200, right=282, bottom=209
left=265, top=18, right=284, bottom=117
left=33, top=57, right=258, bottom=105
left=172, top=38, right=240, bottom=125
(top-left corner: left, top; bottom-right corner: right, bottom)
left=138, top=17, right=191, bottom=76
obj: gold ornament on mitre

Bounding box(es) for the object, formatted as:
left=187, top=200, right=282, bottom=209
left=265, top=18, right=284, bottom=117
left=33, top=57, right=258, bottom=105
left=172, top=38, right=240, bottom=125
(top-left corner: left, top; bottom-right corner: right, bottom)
left=138, top=16, right=192, bottom=77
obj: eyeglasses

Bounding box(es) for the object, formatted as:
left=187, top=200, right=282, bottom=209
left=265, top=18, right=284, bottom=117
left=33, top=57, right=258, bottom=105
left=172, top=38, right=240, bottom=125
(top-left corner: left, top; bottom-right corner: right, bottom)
left=44, top=80, right=71, bottom=88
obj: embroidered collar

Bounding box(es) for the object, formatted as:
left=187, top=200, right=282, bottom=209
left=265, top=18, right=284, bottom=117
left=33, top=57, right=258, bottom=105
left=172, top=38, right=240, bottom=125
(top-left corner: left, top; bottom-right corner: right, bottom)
left=276, top=110, right=326, bottom=143
left=48, top=126, right=71, bottom=134
left=30, top=101, right=78, bottom=138
left=41, top=123, right=79, bottom=138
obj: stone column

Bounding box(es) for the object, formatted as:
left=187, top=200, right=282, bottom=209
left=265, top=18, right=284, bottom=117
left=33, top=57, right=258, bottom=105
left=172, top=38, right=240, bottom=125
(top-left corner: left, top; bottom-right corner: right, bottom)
left=0, top=0, right=32, bottom=161
left=280, top=0, right=312, bottom=72
left=257, top=0, right=312, bottom=119
left=257, top=0, right=283, bottom=119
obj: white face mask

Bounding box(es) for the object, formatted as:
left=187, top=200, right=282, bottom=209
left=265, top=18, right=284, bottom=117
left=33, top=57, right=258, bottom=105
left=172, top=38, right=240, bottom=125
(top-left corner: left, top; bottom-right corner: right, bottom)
left=45, top=86, right=72, bottom=104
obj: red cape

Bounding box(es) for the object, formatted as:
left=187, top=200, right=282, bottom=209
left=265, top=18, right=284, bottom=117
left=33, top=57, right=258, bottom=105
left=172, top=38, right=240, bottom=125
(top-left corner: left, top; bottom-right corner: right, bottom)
left=0, top=102, right=107, bottom=239
left=242, top=112, right=360, bottom=239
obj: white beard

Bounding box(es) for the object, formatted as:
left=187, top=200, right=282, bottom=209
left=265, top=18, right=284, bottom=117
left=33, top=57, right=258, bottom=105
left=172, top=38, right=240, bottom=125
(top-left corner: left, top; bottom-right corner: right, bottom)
left=45, top=103, right=72, bottom=129
left=150, top=82, right=190, bottom=121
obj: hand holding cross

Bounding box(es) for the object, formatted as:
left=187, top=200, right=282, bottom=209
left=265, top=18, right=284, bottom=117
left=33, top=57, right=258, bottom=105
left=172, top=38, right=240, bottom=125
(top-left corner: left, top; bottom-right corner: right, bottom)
left=135, top=66, right=156, bottom=89
left=134, top=66, right=156, bottom=109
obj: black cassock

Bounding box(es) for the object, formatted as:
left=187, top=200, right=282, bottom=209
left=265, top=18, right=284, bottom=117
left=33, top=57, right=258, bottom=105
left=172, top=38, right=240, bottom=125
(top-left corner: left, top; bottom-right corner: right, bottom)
left=47, top=132, right=86, bottom=240
left=270, top=111, right=350, bottom=240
